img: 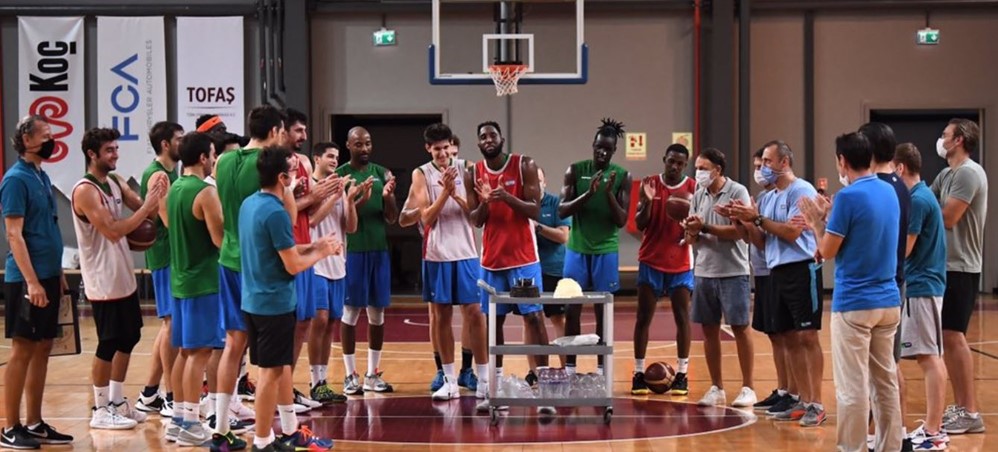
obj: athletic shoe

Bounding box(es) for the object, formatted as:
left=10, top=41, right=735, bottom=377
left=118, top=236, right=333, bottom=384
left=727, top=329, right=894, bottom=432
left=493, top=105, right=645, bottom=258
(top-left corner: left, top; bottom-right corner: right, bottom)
left=525, top=370, right=538, bottom=387
left=902, top=437, right=915, bottom=452
left=177, top=422, right=211, bottom=447
left=293, top=388, right=321, bottom=410
left=909, top=423, right=949, bottom=450
left=697, top=385, right=726, bottom=406
left=669, top=372, right=689, bottom=396
left=207, top=414, right=254, bottom=435
left=942, top=409, right=985, bottom=434
left=754, top=389, right=783, bottom=411
left=475, top=380, right=489, bottom=400
left=90, top=405, right=137, bottom=430
left=0, top=425, right=41, bottom=450
left=229, top=398, right=256, bottom=422
left=766, top=394, right=798, bottom=416
left=732, top=387, right=758, bottom=408
left=251, top=440, right=295, bottom=452
left=310, top=381, right=348, bottom=404
left=112, top=399, right=147, bottom=423
left=942, top=405, right=961, bottom=424
left=210, top=431, right=248, bottom=452
left=343, top=373, right=364, bottom=395
left=279, top=425, right=333, bottom=451
left=537, top=406, right=557, bottom=416
left=135, top=391, right=165, bottom=414
left=772, top=400, right=806, bottom=421
left=798, top=404, right=827, bottom=427
left=238, top=374, right=257, bottom=401
left=630, top=372, right=651, bottom=395
left=23, top=421, right=72, bottom=445
left=432, top=377, right=460, bottom=401
left=458, top=368, right=479, bottom=391
left=165, top=422, right=180, bottom=442
left=430, top=369, right=445, bottom=392
left=476, top=398, right=491, bottom=413
left=363, top=371, right=394, bottom=393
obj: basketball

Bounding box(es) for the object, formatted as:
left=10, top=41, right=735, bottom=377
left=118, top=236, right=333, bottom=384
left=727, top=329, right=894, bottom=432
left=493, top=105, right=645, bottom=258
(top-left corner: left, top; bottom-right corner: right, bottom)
left=127, top=218, right=158, bottom=252
left=644, top=362, right=676, bottom=394
left=665, top=193, right=692, bottom=222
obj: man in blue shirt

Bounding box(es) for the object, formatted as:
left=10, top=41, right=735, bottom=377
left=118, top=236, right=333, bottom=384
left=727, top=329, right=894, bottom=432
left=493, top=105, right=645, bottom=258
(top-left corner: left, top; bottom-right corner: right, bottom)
left=239, top=146, right=340, bottom=452
left=535, top=167, right=570, bottom=363
left=0, top=115, right=74, bottom=449
left=800, top=131, right=901, bottom=452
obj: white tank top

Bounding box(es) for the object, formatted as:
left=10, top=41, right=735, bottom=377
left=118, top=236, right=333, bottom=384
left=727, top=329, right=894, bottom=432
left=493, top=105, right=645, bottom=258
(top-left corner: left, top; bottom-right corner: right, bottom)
left=71, top=177, right=137, bottom=301
left=311, top=194, right=346, bottom=280
left=419, top=159, right=478, bottom=262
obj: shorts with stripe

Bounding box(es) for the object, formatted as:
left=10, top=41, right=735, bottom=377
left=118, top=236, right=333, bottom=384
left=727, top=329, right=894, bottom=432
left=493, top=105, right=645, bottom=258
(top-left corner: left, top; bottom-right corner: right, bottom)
left=900, top=296, right=944, bottom=359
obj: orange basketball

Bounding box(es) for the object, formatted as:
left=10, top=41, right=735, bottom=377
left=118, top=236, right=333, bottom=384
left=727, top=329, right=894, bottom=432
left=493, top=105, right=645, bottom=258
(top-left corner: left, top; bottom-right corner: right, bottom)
left=644, top=362, right=676, bottom=394
left=127, top=218, right=158, bottom=251
left=665, top=194, right=692, bottom=221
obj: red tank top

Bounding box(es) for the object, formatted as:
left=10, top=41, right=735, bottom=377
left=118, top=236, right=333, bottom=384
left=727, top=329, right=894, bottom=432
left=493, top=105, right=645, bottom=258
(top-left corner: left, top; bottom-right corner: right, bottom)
left=292, top=159, right=312, bottom=244
left=638, top=175, right=695, bottom=273
left=476, top=154, right=539, bottom=270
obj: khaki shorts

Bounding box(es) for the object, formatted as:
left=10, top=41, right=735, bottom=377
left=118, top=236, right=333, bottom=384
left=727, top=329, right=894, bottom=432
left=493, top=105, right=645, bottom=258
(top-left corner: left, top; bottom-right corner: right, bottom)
left=900, top=296, right=943, bottom=359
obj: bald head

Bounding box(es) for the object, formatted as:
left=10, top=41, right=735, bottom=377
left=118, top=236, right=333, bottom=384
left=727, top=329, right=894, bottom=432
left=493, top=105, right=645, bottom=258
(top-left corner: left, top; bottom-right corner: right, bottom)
left=346, top=126, right=373, bottom=166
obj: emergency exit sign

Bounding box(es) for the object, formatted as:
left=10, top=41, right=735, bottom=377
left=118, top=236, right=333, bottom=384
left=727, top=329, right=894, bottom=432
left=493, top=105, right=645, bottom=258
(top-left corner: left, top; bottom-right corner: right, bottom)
left=373, top=28, right=397, bottom=46
left=917, top=28, right=940, bottom=45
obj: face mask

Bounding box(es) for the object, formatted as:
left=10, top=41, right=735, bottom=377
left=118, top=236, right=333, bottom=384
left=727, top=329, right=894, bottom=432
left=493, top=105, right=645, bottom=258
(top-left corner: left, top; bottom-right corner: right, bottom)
left=936, top=138, right=951, bottom=159
left=35, top=139, right=56, bottom=160
left=760, top=165, right=780, bottom=185
left=753, top=169, right=767, bottom=187
left=839, top=173, right=850, bottom=187
left=695, top=169, right=715, bottom=188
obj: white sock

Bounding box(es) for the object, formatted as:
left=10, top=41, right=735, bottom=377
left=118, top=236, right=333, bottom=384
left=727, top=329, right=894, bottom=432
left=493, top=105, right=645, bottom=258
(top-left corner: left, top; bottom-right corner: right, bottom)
left=109, top=380, right=125, bottom=405
left=205, top=393, right=218, bottom=416
left=254, top=431, right=274, bottom=449
left=319, top=365, right=328, bottom=383
left=344, top=354, right=356, bottom=376
left=368, top=349, right=382, bottom=375
left=278, top=404, right=298, bottom=435
left=677, top=358, right=690, bottom=374
left=184, top=402, right=199, bottom=423
left=442, top=363, right=456, bottom=383
left=215, top=393, right=232, bottom=434
left=475, top=364, right=488, bottom=384
left=634, top=359, right=646, bottom=373
left=94, top=385, right=110, bottom=407
left=495, top=367, right=504, bottom=380
left=239, top=356, right=248, bottom=378
left=777, top=389, right=788, bottom=396
left=597, top=365, right=604, bottom=376
left=310, top=365, right=324, bottom=388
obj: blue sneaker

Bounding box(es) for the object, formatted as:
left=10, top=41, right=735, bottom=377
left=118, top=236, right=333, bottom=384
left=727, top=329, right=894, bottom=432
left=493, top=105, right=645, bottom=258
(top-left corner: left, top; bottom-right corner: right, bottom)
left=430, top=369, right=445, bottom=392
left=457, top=368, right=478, bottom=391
left=279, top=425, right=333, bottom=451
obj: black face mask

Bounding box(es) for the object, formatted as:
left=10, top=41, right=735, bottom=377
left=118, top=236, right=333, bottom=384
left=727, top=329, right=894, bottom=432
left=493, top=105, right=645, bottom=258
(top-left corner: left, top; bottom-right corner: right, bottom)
left=35, top=139, right=56, bottom=160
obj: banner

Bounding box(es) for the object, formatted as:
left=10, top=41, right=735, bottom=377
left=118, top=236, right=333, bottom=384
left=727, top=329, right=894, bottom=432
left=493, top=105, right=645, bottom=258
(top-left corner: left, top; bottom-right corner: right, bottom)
left=97, top=17, right=167, bottom=183
left=18, top=17, right=85, bottom=197
left=176, top=17, right=245, bottom=135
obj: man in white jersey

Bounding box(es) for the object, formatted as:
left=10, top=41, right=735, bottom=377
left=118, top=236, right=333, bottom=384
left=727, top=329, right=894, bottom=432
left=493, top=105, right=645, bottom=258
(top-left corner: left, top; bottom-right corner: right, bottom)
left=400, top=124, right=489, bottom=401
left=72, top=127, right=165, bottom=430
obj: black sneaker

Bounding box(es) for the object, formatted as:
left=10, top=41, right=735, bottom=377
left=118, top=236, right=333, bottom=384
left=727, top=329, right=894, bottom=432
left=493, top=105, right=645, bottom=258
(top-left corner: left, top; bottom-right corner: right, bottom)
left=238, top=374, right=256, bottom=401
left=631, top=372, right=651, bottom=395
left=209, top=431, right=248, bottom=452
left=766, top=393, right=797, bottom=416
left=206, top=414, right=254, bottom=435
left=251, top=440, right=294, bottom=452
left=525, top=370, right=538, bottom=387
left=668, top=372, right=689, bottom=395
left=901, top=437, right=913, bottom=452
left=753, top=389, right=784, bottom=412
left=24, top=421, right=72, bottom=444
left=0, top=425, right=41, bottom=450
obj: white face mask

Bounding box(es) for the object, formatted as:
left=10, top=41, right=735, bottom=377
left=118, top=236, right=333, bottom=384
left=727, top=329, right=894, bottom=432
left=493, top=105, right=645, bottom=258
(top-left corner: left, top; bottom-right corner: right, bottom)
left=839, top=173, right=850, bottom=187
left=753, top=169, right=767, bottom=187
left=936, top=138, right=951, bottom=159
left=695, top=169, right=715, bottom=188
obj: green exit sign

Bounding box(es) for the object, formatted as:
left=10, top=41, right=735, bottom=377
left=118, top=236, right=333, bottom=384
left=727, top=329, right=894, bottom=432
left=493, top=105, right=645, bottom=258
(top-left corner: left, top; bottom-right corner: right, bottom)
left=917, top=28, right=940, bottom=45
left=373, top=28, right=397, bottom=47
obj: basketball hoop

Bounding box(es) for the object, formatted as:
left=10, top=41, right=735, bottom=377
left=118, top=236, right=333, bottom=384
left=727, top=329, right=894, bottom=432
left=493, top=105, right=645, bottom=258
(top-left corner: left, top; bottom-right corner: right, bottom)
left=488, top=64, right=528, bottom=96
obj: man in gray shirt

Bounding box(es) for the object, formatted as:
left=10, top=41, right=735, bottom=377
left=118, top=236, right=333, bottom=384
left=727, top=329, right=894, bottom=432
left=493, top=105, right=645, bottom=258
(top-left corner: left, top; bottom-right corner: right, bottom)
left=931, top=118, right=988, bottom=435
left=683, top=148, right=756, bottom=408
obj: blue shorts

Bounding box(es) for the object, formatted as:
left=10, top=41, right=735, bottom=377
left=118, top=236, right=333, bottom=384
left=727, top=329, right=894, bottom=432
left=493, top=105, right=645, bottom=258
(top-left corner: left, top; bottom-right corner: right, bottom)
left=692, top=276, right=751, bottom=326
left=345, top=251, right=391, bottom=308
left=480, top=263, right=544, bottom=316
left=151, top=267, right=173, bottom=318
left=637, top=264, right=695, bottom=298
left=219, top=265, right=247, bottom=332
left=295, top=267, right=318, bottom=321
left=562, top=250, right=620, bottom=293
left=313, top=275, right=345, bottom=320
left=423, top=258, right=482, bottom=305
left=171, top=294, right=225, bottom=349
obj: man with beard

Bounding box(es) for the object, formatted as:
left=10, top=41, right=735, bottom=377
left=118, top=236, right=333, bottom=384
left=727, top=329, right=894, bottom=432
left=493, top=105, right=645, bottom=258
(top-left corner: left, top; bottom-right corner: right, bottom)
left=73, top=128, right=165, bottom=430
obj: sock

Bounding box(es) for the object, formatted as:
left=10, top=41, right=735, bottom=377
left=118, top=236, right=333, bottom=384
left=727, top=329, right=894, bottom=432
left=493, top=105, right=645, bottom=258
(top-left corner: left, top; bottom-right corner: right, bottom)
left=215, top=393, right=232, bottom=434
left=566, top=366, right=577, bottom=376
left=968, top=412, right=980, bottom=418
left=634, top=359, right=645, bottom=374
left=278, top=404, right=298, bottom=435
left=476, top=364, right=489, bottom=385
left=677, top=358, right=690, bottom=374
left=812, top=402, right=824, bottom=412
left=206, top=393, right=218, bottom=417
left=94, top=385, right=110, bottom=407
left=254, top=430, right=275, bottom=449
left=461, top=348, right=473, bottom=371
left=791, top=394, right=800, bottom=401
left=310, top=365, right=324, bottom=388
left=26, top=422, right=40, bottom=430
left=109, top=380, right=125, bottom=405
left=239, top=357, right=248, bottom=379
left=344, top=354, right=356, bottom=376
left=442, top=363, right=456, bottom=383
left=777, top=389, right=788, bottom=396
left=183, top=402, right=198, bottom=424
left=596, top=366, right=604, bottom=377
left=368, top=349, right=382, bottom=375
left=141, top=385, right=159, bottom=398
left=495, top=367, right=504, bottom=380
left=433, top=352, right=443, bottom=371
left=319, top=365, right=328, bottom=384
left=165, top=392, right=174, bottom=403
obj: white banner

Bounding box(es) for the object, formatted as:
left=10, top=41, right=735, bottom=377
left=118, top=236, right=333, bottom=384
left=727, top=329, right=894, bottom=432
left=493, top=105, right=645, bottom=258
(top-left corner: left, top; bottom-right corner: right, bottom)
left=176, top=17, right=245, bottom=135
left=97, top=17, right=167, bottom=183
left=18, top=17, right=85, bottom=197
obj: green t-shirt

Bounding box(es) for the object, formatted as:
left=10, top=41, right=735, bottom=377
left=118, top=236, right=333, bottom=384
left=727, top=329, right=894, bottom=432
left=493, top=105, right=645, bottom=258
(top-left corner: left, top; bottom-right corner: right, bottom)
left=140, top=160, right=178, bottom=270
left=168, top=176, right=219, bottom=298
left=216, top=148, right=261, bottom=271
left=566, top=160, right=626, bottom=255
left=335, top=163, right=390, bottom=252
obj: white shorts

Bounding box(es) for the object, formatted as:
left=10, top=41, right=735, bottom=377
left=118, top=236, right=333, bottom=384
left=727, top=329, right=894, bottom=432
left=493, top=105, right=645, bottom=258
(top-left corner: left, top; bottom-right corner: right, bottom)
left=900, top=296, right=943, bottom=359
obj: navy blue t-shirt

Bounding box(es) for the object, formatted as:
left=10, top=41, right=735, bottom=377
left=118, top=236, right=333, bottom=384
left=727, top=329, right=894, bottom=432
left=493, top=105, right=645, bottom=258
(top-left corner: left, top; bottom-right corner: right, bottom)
left=877, top=172, right=910, bottom=288
left=0, top=159, right=64, bottom=282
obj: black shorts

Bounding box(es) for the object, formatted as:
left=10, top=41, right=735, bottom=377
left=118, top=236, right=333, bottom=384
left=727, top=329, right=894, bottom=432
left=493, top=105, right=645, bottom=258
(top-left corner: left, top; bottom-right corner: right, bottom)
left=769, top=260, right=824, bottom=333
left=91, top=292, right=143, bottom=343
left=751, top=275, right=773, bottom=334
left=4, top=277, right=62, bottom=341
left=542, top=274, right=566, bottom=318
left=244, top=310, right=295, bottom=368
left=941, top=271, right=979, bottom=334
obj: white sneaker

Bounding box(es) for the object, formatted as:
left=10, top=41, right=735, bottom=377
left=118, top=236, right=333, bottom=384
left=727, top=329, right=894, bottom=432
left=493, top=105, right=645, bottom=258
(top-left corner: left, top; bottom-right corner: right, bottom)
left=476, top=380, right=489, bottom=400
left=176, top=422, right=210, bottom=447
left=294, top=388, right=322, bottom=409
left=867, top=434, right=876, bottom=451
left=731, top=387, right=758, bottom=407
left=432, top=379, right=460, bottom=401
left=159, top=399, right=174, bottom=418
left=228, top=397, right=256, bottom=421
left=90, top=405, right=138, bottom=430
left=112, top=399, right=147, bottom=423
left=476, top=398, right=491, bottom=413
left=697, top=385, right=727, bottom=407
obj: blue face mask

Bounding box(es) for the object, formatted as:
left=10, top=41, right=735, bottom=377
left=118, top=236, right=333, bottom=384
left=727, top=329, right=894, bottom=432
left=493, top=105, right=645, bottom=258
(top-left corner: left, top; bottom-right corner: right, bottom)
left=760, top=165, right=781, bottom=185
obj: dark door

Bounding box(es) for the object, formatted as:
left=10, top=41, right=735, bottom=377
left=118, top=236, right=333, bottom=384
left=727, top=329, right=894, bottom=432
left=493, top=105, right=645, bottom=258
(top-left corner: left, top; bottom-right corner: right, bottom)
left=869, top=109, right=982, bottom=186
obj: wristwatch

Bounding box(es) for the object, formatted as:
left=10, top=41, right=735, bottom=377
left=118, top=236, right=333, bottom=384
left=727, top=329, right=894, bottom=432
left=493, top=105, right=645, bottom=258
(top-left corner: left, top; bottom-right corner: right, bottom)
left=753, top=215, right=765, bottom=227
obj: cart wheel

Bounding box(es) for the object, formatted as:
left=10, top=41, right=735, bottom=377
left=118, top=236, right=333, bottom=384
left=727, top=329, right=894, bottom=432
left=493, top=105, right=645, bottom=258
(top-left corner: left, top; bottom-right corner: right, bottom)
left=490, top=407, right=499, bottom=426
left=603, top=407, right=613, bottom=424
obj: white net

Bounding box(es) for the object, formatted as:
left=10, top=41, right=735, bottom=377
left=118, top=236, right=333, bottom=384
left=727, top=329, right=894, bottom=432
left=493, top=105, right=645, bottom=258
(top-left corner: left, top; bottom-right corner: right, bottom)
left=488, top=64, right=527, bottom=96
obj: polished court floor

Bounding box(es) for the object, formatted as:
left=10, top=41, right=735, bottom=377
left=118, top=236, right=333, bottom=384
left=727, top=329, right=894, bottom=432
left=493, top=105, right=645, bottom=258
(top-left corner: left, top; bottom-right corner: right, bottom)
left=1, top=296, right=996, bottom=451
